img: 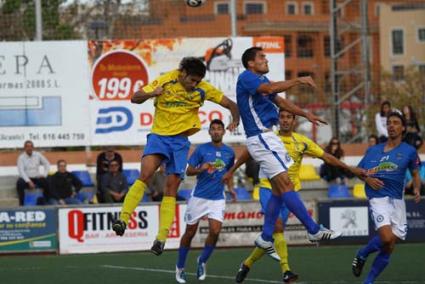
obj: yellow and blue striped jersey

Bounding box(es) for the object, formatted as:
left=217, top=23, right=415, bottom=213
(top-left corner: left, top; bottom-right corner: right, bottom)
left=142, top=70, right=224, bottom=136
left=258, top=132, right=324, bottom=191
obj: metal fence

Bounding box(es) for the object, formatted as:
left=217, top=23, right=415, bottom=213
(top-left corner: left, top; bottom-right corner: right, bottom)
left=1, top=0, right=424, bottom=142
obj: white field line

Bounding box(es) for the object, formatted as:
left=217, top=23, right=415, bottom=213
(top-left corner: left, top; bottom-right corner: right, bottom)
left=100, top=264, right=424, bottom=284
left=101, top=264, right=284, bottom=283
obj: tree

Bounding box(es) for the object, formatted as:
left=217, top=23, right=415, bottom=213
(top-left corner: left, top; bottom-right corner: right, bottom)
left=0, top=0, right=79, bottom=40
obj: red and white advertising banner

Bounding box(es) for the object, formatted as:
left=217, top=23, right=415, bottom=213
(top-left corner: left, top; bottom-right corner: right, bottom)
left=58, top=204, right=186, bottom=254
left=58, top=199, right=314, bottom=254
left=0, top=41, right=90, bottom=148
left=191, top=200, right=316, bottom=248
left=88, top=37, right=285, bottom=146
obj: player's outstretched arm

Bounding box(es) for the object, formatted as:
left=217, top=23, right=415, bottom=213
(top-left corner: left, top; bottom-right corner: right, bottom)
left=321, top=153, right=367, bottom=179
left=257, top=76, right=317, bottom=95
left=274, top=95, right=327, bottom=126
left=412, top=169, right=422, bottom=203
left=131, top=86, right=163, bottom=104
left=225, top=176, right=237, bottom=202
left=363, top=176, right=384, bottom=190
left=186, top=163, right=211, bottom=176
left=222, top=147, right=251, bottom=184
left=218, top=96, right=240, bottom=131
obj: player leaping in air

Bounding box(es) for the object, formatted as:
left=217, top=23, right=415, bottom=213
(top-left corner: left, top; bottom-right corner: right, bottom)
left=223, top=109, right=366, bottom=283
left=112, top=57, right=239, bottom=256
left=235, top=47, right=342, bottom=255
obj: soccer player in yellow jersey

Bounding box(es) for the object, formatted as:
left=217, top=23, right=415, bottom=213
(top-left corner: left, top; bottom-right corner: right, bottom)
left=112, top=57, right=240, bottom=255
left=223, top=109, right=364, bottom=283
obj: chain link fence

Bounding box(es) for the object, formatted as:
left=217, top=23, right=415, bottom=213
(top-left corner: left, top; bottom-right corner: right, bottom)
left=1, top=0, right=424, bottom=142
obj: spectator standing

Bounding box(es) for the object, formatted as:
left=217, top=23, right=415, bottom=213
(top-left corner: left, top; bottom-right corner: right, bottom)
left=402, top=105, right=422, bottom=149
left=96, top=147, right=123, bottom=201
left=101, top=160, right=128, bottom=203
left=48, top=160, right=82, bottom=205
left=16, top=140, right=50, bottom=205
left=375, top=101, right=391, bottom=143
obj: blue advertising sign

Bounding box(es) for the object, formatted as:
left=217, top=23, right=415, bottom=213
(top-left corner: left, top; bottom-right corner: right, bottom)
left=0, top=207, right=58, bottom=253
left=318, top=198, right=425, bottom=244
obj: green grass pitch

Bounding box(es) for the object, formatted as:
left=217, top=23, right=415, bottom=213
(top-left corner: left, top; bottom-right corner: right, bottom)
left=1, top=243, right=424, bottom=284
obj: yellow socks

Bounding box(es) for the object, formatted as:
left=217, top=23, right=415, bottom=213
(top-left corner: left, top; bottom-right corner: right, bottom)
left=156, top=196, right=176, bottom=241
left=273, top=232, right=290, bottom=272
left=120, top=179, right=146, bottom=224
left=244, top=247, right=266, bottom=268
left=243, top=232, right=290, bottom=272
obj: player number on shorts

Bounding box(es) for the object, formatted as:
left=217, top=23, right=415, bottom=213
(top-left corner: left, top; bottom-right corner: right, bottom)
left=97, top=77, right=144, bottom=99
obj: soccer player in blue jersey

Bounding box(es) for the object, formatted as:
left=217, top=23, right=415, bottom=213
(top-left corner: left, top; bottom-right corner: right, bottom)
left=352, top=112, right=421, bottom=284
left=175, top=119, right=235, bottom=283
left=236, top=47, right=342, bottom=254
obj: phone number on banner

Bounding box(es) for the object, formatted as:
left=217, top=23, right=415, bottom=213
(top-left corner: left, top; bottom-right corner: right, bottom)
left=39, top=133, right=86, bottom=140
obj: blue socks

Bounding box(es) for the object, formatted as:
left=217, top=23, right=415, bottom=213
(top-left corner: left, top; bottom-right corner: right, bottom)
left=281, top=191, right=320, bottom=234
left=177, top=244, right=215, bottom=269
left=261, top=194, right=282, bottom=241
left=177, top=246, right=190, bottom=269
left=199, top=244, right=215, bottom=263
left=364, top=251, right=391, bottom=284
left=358, top=236, right=383, bottom=259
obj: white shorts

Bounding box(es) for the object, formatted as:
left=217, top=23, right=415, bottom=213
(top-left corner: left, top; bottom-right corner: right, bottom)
left=246, top=131, right=294, bottom=179
left=184, top=196, right=226, bottom=225
left=369, top=197, right=407, bottom=240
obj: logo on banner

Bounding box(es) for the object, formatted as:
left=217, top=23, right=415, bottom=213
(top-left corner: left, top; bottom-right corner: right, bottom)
left=0, top=210, right=47, bottom=223
left=330, top=207, right=369, bottom=236
left=95, top=107, right=133, bottom=134
left=253, top=37, right=284, bottom=53
left=91, top=50, right=149, bottom=101
left=67, top=209, right=148, bottom=243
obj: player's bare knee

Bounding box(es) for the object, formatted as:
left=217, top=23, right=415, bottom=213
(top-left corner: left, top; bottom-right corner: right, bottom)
left=380, top=236, right=396, bottom=253
left=209, top=227, right=221, bottom=237
left=184, top=230, right=196, bottom=240
left=139, top=169, right=154, bottom=183
left=208, top=232, right=220, bottom=243
left=187, top=225, right=198, bottom=235
left=271, top=173, right=294, bottom=193
left=381, top=241, right=395, bottom=254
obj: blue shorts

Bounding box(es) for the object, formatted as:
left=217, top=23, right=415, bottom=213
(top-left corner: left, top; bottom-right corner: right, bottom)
left=143, top=133, right=190, bottom=178
left=259, top=187, right=294, bottom=225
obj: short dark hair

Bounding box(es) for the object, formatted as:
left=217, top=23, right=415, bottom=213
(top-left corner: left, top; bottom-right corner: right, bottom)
left=179, top=57, right=206, bottom=77
left=380, top=100, right=391, bottom=116
left=209, top=119, right=225, bottom=129
left=387, top=111, right=406, bottom=127
left=57, top=159, right=66, bottom=166
left=241, top=47, right=263, bottom=69
left=368, top=134, right=378, bottom=141
left=279, top=108, right=296, bottom=118
left=24, top=140, right=33, bottom=147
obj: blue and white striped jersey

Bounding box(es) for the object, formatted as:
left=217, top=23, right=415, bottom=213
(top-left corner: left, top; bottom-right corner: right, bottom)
left=236, top=70, right=279, bottom=137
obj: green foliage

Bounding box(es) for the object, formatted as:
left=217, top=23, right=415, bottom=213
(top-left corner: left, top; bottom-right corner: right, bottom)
left=2, top=0, right=23, bottom=14
left=0, top=0, right=79, bottom=40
